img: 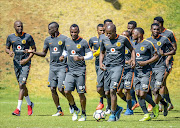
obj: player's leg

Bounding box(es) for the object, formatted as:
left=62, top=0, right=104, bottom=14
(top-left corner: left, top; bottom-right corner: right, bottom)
left=76, top=74, right=86, bottom=121
left=96, top=68, right=105, bottom=110
left=108, top=66, right=124, bottom=122
left=64, top=73, right=79, bottom=121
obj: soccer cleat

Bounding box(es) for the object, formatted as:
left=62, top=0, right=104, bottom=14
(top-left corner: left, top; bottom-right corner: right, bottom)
left=115, top=105, right=124, bottom=121
left=105, top=108, right=111, bottom=115
left=139, top=114, right=151, bottom=121
left=96, top=102, right=104, bottom=110
left=167, top=103, right=174, bottom=111
left=27, top=102, right=34, bottom=116
left=159, top=103, right=163, bottom=112
left=12, top=108, right=20, bottom=116
left=78, top=114, right=86, bottom=121
left=107, top=114, right=116, bottom=122
left=147, top=104, right=153, bottom=111
left=132, top=102, right=139, bottom=110
left=163, top=104, right=168, bottom=116
left=124, top=108, right=133, bottom=115
left=152, top=104, right=159, bottom=119
left=52, top=110, right=64, bottom=116
left=69, top=106, right=74, bottom=114
left=72, top=108, right=80, bottom=121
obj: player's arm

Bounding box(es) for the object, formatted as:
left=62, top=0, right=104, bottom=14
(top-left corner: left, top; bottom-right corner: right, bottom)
left=169, top=32, right=177, bottom=52
left=124, top=38, right=135, bottom=68
left=159, top=39, right=175, bottom=56
left=99, top=40, right=106, bottom=71
left=5, top=36, right=14, bottom=57
left=93, top=47, right=100, bottom=57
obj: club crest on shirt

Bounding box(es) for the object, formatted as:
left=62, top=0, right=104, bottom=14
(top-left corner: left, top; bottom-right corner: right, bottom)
left=22, top=40, right=26, bottom=44
left=125, top=49, right=128, bottom=54
left=58, top=41, right=62, bottom=45
left=76, top=44, right=81, bottom=49
left=157, top=41, right=161, bottom=46
left=116, top=42, right=121, bottom=47
left=140, top=46, right=145, bottom=51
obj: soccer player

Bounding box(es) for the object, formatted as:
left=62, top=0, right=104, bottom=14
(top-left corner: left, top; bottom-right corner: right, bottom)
left=117, top=30, right=135, bottom=115
left=89, top=24, right=105, bottom=110
left=154, top=16, right=177, bottom=111
left=147, top=23, right=175, bottom=117
left=94, top=19, right=113, bottom=114
left=100, top=24, right=136, bottom=121
left=60, top=24, right=93, bottom=121
left=132, top=27, right=159, bottom=121
left=27, top=22, right=68, bottom=116
left=6, top=21, right=36, bottom=116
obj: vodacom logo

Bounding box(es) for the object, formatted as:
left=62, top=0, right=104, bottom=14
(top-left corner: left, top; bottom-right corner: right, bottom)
left=17, top=45, right=21, bottom=50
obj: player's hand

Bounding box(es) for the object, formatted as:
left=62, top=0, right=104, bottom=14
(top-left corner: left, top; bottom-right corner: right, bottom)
left=9, top=51, right=14, bottom=57
left=159, top=48, right=165, bottom=56
left=130, top=60, right=136, bottom=69
left=100, top=63, right=106, bottom=71
left=93, top=50, right=97, bottom=53
left=46, top=57, right=50, bottom=63
left=73, top=56, right=84, bottom=61
left=126, top=60, right=132, bottom=65
left=20, top=59, right=29, bottom=65
left=59, top=56, right=64, bottom=62
left=24, top=49, right=35, bottom=53
left=138, top=61, right=147, bottom=66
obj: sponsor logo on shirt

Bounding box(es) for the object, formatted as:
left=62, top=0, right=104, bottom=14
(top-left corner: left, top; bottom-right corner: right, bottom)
left=110, top=48, right=117, bottom=54
left=58, top=41, right=62, bottom=45
left=22, top=40, right=26, bottom=44
left=16, top=45, right=24, bottom=52
left=136, top=53, right=143, bottom=59
left=116, top=42, right=121, bottom=47
left=157, top=41, right=161, bottom=46
left=52, top=47, right=60, bottom=53
left=76, top=44, right=81, bottom=49
left=140, top=46, right=145, bottom=51
left=106, top=44, right=109, bottom=46
left=70, top=50, right=78, bottom=56
left=142, top=84, right=148, bottom=89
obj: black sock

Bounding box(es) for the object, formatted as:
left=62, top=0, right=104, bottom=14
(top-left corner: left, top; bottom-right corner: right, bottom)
left=57, top=106, right=62, bottom=112
left=130, top=88, right=137, bottom=103
left=100, top=97, right=103, bottom=104
left=147, top=89, right=152, bottom=98
left=163, top=94, right=172, bottom=103
left=69, top=103, right=73, bottom=108
left=160, top=99, right=167, bottom=106
left=127, top=99, right=132, bottom=110
left=145, top=94, right=155, bottom=107
left=82, top=110, right=86, bottom=115
left=121, top=96, right=127, bottom=102
left=138, top=97, right=148, bottom=114
left=72, top=103, right=78, bottom=111
left=106, top=97, right=111, bottom=109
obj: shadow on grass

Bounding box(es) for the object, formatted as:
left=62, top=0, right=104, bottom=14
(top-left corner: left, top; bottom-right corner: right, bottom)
left=104, top=0, right=121, bottom=10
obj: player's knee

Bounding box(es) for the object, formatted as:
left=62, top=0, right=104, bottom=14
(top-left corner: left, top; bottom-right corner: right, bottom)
left=105, top=91, right=110, bottom=97
left=64, top=91, right=70, bottom=95
left=50, top=87, right=57, bottom=93
left=58, top=88, right=64, bottom=93
left=124, top=89, right=130, bottom=93
left=97, top=87, right=102, bottom=94
left=19, top=83, right=25, bottom=89
left=110, top=89, right=116, bottom=96
left=79, top=93, right=86, bottom=99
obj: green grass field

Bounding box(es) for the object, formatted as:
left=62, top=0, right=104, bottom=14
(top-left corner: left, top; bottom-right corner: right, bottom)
left=0, top=0, right=180, bottom=127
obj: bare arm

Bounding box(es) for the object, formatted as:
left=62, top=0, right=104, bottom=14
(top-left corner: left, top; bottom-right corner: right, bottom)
left=128, top=47, right=136, bottom=69
left=5, top=46, right=14, bottom=57
left=99, top=51, right=106, bottom=71
left=138, top=52, right=159, bottom=66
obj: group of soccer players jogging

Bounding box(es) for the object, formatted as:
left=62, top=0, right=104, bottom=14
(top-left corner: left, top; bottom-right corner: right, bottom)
left=5, top=16, right=177, bottom=122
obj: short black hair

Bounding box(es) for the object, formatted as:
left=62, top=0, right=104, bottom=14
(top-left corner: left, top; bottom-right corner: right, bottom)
left=151, top=23, right=159, bottom=28
left=70, top=24, right=79, bottom=31
left=128, top=21, right=137, bottom=28
left=134, top=27, right=144, bottom=34
left=104, top=19, right=113, bottom=24
left=48, top=22, right=59, bottom=28
left=97, top=24, right=104, bottom=29
left=154, top=16, right=164, bottom=24
left=125, top=30, right=131, bottom=36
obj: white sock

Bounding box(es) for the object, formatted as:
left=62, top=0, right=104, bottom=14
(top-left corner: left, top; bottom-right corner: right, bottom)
left=24, top=96, right=31, bottom=105
left=17, top=100, right=23, bottom=111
